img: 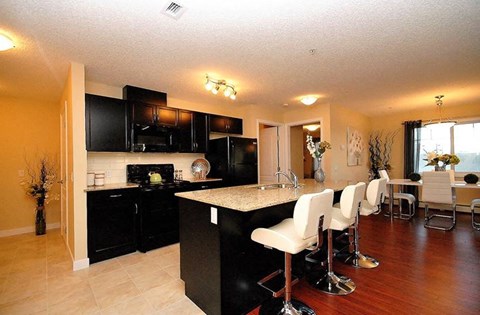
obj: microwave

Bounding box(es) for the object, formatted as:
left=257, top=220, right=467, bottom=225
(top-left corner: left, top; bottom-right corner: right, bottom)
left=132, top=124, right=179, bottom=152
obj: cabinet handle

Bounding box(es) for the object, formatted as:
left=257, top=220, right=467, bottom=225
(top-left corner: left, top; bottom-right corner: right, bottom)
left=135, top=203, right=138, bottom=214
left=109, top=194, right=122, bottom=198
left=201, top=185, right=208, bottom=189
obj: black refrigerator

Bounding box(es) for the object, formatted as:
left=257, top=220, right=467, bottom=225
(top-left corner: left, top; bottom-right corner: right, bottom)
left=206, top=136, right=258, bottom=187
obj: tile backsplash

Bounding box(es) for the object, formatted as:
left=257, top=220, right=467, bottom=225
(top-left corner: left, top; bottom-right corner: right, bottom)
left=87, top=152, right=205, bottom=184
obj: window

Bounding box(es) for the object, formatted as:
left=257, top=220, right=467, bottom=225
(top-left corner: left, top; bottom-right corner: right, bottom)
left=415, top=121, right=480, bottom=174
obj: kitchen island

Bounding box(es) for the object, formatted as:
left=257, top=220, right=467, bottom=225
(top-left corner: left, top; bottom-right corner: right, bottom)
left=176, top=179, right=350, bottom=315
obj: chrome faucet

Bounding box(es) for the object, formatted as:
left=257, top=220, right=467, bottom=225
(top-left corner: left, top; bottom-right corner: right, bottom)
left=275, top=170, right=299, bottom=188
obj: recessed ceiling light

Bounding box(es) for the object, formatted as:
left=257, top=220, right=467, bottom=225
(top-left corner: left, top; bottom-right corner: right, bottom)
left=300, top=96, right=318, bottom=106
left=0, top=34, right=15, bottom=51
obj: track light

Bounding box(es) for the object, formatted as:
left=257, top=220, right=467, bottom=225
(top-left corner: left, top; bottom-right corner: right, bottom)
left=204, top=74, right=237, bottom=100
left=0, top=34, right=15, bottom=51
left=212, top=84, right=220, bottom=95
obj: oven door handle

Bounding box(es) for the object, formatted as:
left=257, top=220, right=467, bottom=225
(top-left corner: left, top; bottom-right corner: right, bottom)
left=134, top=203, right=138, bottom=214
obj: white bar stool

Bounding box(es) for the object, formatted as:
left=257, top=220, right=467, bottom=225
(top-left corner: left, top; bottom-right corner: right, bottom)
left=251, top=189, right=334, bottom=315
left=345, top=178, right=386, bottom=269
left=472, top=199, right=480, bottom=231
left=313, top=183, right=365, bottom=295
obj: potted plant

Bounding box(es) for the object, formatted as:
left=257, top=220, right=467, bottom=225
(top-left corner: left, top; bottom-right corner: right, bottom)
left=424, top=151, right=460, bottom=171
left=306, top=135, right=331, bottom=183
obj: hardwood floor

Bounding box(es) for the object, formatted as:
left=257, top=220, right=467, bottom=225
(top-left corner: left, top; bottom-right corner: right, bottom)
left=248, top=208, right=480, bottom=315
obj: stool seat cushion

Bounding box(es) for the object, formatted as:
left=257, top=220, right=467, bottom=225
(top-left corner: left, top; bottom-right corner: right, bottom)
left=251, top=218, right=317, bottom=255
left=329, top=206, right=355, bottom=231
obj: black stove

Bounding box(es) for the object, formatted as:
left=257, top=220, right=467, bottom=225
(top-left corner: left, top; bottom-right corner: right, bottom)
left=127, top=164, right=191, bottom=252
left=127, top=164, right=190, bottom=190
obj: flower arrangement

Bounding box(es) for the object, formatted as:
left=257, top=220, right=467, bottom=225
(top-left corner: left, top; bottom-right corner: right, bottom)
left=306, top=135, right=331, bottom=159
left=424, top=151, right=460, bottom=168
left=20, top=157, right=58, bottom=207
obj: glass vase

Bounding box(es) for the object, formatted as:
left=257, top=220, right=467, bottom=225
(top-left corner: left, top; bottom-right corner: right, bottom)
left=314, top=158, right=326, bottom=183
left=434, top=165, right=446, bottom=171
left=35, top=206, right=46, bottom=235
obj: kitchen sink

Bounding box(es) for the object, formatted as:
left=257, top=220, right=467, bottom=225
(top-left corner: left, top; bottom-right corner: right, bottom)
left=254, top=183, right=299, bottom=190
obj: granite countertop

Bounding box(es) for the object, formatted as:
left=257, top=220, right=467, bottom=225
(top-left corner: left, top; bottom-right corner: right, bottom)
left=176, top=179, right=354, bottom=212
left=84, top=183, right=139, bottom=192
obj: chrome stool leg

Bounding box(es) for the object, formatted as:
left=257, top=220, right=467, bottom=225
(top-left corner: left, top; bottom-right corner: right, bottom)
left=313, top=230, right=356, bottom=295
left=345, top=210, right=379, bottom=269
left=259, top=253, right=316, bottom=315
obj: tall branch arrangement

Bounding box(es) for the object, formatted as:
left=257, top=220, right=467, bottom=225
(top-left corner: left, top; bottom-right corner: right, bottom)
left=368, top=130, right=398, bottom=180
left=20, top=155, right=59, bottom=207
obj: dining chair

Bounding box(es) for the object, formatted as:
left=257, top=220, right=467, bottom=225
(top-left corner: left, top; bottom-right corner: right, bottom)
left=421, top=171, right=456, bottom=231
left=379, top=169, right=416, bottom=219
left=472, top=199, right=480, bottom=231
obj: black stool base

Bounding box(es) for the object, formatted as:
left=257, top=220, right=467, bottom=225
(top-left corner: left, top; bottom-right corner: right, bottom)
left=259, top=298, right=316, bottom=315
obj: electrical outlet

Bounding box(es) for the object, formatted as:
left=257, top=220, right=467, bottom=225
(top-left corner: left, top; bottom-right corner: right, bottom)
left=105, top=170, right=112, bottom=178
left=210, top=207, right=218, bottom=225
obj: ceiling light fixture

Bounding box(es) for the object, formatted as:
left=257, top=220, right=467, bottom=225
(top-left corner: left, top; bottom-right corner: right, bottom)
left=300, top=95, right=318, bottom=106
left=0, top=34, right=15, bottom=51
left=424, top=95, right=456, bottom=128
left=204, top=74, right=237, bottom=100
left=303, top=124, right=320, bottom=132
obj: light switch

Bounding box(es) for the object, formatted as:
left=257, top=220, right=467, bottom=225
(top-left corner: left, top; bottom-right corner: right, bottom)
left=210, top=207, right=218, bottom=225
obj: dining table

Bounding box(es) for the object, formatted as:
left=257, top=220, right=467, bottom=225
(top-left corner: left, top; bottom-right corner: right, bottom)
left=386, top=179, right=480, bottom=220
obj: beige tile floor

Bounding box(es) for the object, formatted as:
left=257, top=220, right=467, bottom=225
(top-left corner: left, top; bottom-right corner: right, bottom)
left=0, top=229, right=206, bottom=314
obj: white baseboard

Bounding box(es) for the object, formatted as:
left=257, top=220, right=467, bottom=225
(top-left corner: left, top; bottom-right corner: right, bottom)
left=73, top=258, right=90, bottom=271
left=0, top=222, right=60, bottom=238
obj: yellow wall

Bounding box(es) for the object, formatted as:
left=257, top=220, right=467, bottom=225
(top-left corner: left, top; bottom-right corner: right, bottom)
left=60, top=63, right=88, bottom=264
left=0, top=96, right=60, bottom=234
left=370, top=103, right=480, bottom=206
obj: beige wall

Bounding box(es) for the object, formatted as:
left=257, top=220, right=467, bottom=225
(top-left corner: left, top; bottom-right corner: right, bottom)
left=370, top=103, right=480, bottom=206
left=0, top=96, right=60, bottom=234
left=330, top=104, right=371, bottom=182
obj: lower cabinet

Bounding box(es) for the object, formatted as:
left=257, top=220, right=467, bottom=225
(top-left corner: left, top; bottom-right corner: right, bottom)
left=87, top=188, right=139, bottom=264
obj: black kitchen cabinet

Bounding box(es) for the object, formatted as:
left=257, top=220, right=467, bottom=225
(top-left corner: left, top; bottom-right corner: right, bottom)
left=138, top=188, right=182, bottom=252
left=187, top=180, right=223, bottom=190
left=87, top=188, right=139, bottom=263
left=209, top=114, right=243, bottom=134
left=178, top=110, right=209, bottom=153
left=85, top=94, right=130, bottom=152
left=131, top=102, right=178, bottom=127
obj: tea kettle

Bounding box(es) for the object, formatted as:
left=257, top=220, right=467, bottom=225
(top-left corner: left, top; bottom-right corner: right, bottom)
left=148, top=172, right=162, bottom=184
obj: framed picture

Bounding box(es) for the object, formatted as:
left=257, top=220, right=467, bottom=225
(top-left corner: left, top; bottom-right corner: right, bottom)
left=347, top=127, right=364, bottom=166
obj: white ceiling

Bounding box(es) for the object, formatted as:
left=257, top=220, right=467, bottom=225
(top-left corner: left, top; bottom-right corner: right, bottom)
left=1, top=0, right=479, bottom=116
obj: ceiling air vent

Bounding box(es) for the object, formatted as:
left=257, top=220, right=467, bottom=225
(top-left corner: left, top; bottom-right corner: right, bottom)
left=162, top=2, right=187, bottom=20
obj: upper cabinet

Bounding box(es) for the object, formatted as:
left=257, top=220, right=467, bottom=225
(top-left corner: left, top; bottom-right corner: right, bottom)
left=178, top=110, right=209, bottom=153
left=209, top=114, right=243, bottom=135
left=124, top=85, right=177, bottom=127
left=131, top=102, right=178, bottom=127
left=85, top=94, right=130, bottom=152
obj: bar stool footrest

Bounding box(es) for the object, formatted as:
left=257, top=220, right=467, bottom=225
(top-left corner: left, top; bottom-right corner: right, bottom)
left=259, top=298, right=316, bottom=315
left=257, top=269, right=299, bottom=298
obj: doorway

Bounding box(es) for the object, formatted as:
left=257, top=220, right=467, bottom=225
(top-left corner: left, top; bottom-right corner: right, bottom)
left=257, top=120, right=286, bottom=183
left=287, top=119, right=323, bottom=180
left=60, top=101, right=68, bottom=240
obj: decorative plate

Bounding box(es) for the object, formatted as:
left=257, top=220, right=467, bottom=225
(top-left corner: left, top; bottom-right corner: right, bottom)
left=191, top=158, right=211, bottom=176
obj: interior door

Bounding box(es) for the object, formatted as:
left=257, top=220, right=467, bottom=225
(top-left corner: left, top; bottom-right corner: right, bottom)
left=60, top=101, right=68, bottom=238
left=259, top=126, right=279, bottom=183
